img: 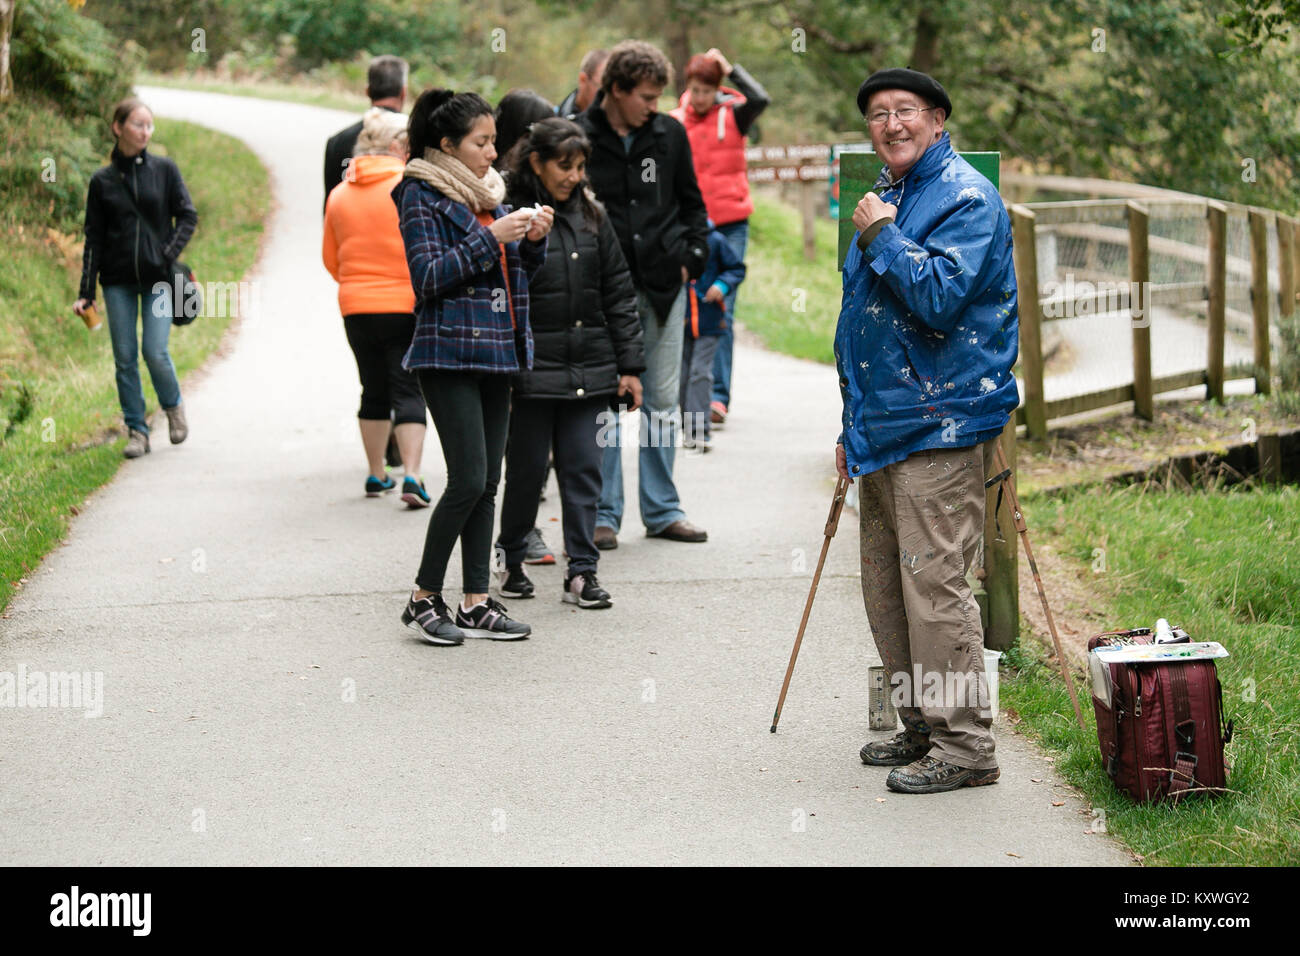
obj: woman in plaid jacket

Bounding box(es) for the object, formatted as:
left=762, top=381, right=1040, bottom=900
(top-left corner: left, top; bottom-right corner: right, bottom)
left=392, top=88, right=554, bottom=646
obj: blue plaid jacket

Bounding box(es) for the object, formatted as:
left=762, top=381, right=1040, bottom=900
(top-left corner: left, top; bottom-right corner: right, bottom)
left=392, top=178, right=546, bottom=373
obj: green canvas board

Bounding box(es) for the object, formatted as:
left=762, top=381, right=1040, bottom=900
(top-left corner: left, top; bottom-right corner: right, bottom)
left=836, top=148, right=1000, bottom=269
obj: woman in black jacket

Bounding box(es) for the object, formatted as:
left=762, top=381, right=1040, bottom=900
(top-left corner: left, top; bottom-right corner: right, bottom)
left=73, top=97, right=198, bottom=459
left=495, top=118, right=645, bottom=609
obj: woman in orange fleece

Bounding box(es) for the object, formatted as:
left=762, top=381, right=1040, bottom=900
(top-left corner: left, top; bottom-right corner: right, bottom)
left=323, top=107, right=431, bottom=506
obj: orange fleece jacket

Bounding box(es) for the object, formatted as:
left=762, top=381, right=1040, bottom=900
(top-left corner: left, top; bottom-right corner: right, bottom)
left=322, top=154, right=415, bottom=316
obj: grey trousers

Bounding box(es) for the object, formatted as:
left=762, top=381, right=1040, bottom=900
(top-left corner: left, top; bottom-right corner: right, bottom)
left=857, top=442, right=997, bottom=770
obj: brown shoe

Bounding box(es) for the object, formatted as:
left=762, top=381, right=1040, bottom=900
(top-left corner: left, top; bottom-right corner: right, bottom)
left=648, top=519, right=707, bottom=543
left=594, top=526, right=618, bottom=550
left=886, top=755, right=1000, bottom=794
left=123, top=429, right=150, bottom=459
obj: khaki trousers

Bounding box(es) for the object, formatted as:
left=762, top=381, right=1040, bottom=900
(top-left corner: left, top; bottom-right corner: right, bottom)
left=857, top=443, right=997, bottom=769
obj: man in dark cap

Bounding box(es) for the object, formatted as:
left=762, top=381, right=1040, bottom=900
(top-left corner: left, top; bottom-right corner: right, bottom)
left=835, top=68, right=1019, bottom=794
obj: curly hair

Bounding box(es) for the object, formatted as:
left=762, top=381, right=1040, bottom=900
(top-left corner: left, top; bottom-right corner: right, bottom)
left=600, top=40, right=672, bottom=94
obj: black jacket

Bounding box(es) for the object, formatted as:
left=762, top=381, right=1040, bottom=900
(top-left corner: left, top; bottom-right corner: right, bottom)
left=324, top=105, right=402, bottom=211
left=505, top=186, right=645, bottom=401
left=79, top=147, right=198, bottom=301
left=577, top=93, right=710, bottom=323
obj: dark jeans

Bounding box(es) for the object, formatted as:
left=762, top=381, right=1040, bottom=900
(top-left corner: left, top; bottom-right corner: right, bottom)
left=342, top=313, right=425, bottom=424
left=498, top=395, right=606, bottom=577
left=414, top=369, right=511, bottom=594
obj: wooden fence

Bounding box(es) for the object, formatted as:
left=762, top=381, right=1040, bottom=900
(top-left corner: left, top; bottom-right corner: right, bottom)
left=982, top=193, right=1300, bottom=650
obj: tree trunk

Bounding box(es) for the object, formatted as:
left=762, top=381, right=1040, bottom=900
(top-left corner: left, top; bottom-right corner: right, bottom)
left=0, top=0, right=16, bottom=103
left=665, top=2, right=692, bottom=99
left=908, top=4, right=940, bottom=75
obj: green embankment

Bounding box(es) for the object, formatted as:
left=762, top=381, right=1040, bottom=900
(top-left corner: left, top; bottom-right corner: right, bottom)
left=0, top=117, right=269, bottom=613
left=1003, top=485, right=1300, bottom=866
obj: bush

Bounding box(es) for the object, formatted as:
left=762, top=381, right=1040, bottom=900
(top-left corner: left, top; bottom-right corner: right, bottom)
left=9, top=0, right=138, bottom=116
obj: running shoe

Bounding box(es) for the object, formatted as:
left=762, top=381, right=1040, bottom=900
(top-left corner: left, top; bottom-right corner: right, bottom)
left=498, top=564, right=535, bottom=599
left=563, top=571, right=612, bottom=609
left=401, top=591, right=465, bottom=646
left=401, top=476, right=430, bottom=508
left=366, top=474, right=396, bottom=497
left=455, top=597, right=531, bottom=640
left=523, top=526, right=556, bottom=565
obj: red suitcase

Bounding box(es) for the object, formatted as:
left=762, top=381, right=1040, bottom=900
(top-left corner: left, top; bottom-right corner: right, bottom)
left=1088, top=628, right=1233, bottom=803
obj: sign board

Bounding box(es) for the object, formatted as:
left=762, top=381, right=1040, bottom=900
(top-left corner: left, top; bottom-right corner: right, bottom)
left=836, top=147, right=1000, bottom=269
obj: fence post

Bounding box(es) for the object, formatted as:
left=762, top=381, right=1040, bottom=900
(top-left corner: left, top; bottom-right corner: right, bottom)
left=1128, top=201, right=1154, bottom=420
left=1249, top=208, right=1272, bottom=395
left=1279, top=214, right=1296, bottom=324
left=1206, top=201, right=1228, bottom=403
left=982, top=417, right=1019, bottom=651
left=1011, top=205, right=1047, bottom=439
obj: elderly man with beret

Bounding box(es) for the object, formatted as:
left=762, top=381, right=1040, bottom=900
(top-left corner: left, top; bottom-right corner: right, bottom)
left=835, top=68, right=1019, bottom=794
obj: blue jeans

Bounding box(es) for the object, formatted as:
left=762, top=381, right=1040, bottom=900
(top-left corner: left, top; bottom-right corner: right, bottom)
left=597, top=288, right=687, bottom=535
left=103, top=284, right=182, bottom=435
left=710, top=219, right=749, bottom=408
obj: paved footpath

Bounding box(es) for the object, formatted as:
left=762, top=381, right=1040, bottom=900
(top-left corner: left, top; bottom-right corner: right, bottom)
left=0, top=87, right=1131, bottom=866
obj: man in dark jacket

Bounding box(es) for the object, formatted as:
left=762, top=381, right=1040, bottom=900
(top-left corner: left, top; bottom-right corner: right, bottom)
left=577, top=40, right=711, bottom=547
left=556, top=49, right=608, bottom=121
left=323, top=55, right=408, bottom=211
left=839, top=69, right=1018, bottom=795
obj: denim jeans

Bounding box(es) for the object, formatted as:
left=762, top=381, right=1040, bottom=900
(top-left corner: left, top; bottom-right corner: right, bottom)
left=710, top=219, right=749, bottom=408
left=680, top=333, right=721, bottom=442
left=103, top=284, right=182, bottom=435
left=596, top=287, right=687, bottom=535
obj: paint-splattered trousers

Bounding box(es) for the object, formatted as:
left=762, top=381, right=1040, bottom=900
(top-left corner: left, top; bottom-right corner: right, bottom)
left=857, top=442, right=997, bottom=770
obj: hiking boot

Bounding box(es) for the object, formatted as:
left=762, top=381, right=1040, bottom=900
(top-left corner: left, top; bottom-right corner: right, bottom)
left=401, top=476, right=430, bottom=508
left=124, top=429, right=150, bottom=459
left=563, top=571, right=612, bottom=609
left=365, top=474, right=396, bottom=497
left=401, top=591, right=465, bottom=646
left=648, top=519, right=707, bottom=543
left=594, top=526, right=618, bottom=551
left=860, top=730, right=930, bottom=766
left=455, top=597, right=531, bottom=640
left=523, top=526, right=556, bottom=565
left=165, top=403, right=188, bottom=444
left=886, top=755, right=1001, bottom=794
left=498, top=564, right=535, bottom=599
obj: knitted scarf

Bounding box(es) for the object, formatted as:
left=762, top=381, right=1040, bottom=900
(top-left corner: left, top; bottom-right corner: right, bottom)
left=403, top=148, right=506, bottom=212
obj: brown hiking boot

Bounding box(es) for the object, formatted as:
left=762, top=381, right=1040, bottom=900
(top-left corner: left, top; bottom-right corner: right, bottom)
left=165, top=403, right=188, bottom=444
left=860, top=730, right=929, bottom=766
left=123, top=429, right=150, bottom=459
left=886, top=755, right=1000, bottom=794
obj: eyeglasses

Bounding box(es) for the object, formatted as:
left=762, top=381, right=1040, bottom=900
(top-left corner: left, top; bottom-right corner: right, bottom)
left=866, top=106, right=934, bottom=127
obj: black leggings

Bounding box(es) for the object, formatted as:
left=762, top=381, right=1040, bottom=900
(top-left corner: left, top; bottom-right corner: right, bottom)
left=498, top=396, right=606, bottom=576
left=342, top=313, right=426, bottom=424
left=414, top=369, right=511, bottom=594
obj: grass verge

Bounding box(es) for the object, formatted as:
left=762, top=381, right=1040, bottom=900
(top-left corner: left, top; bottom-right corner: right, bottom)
left=0, top=117, right=269, bottom=614
left=1001, top=482, right=1300, bottom=865
left=738, top=193, right=842, bottom=365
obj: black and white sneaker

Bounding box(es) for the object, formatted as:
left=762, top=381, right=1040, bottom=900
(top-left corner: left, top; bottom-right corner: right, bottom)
left=498, top=564, right=535, bottom=599
left=455, top=597, right=531, bottom=640
left=401, top=591, right=465, bottom=646
left=563, top=571, right=612, bottom=609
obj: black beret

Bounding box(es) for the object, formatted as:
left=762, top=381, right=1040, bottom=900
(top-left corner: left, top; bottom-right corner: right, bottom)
left=856, top=68, right=952, bottom=120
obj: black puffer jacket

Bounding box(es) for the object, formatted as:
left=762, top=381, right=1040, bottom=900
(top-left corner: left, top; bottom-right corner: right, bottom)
left=506, top=186, right=645, bottom=400
left=79, top=147, right=198, bottom=300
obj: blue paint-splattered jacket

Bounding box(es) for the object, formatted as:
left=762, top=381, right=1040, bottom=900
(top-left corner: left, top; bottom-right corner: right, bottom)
left=835, top=133, right=1018, bottom=478
left=392, top=178, right=545, bottom=373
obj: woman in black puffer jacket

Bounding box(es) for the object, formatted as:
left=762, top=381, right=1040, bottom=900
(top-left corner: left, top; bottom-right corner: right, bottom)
left=495, top=118, right=645, bottom=609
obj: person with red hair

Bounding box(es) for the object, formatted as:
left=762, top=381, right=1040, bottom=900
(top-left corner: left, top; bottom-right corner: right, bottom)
left=670, top=48, right=769, bottom=429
